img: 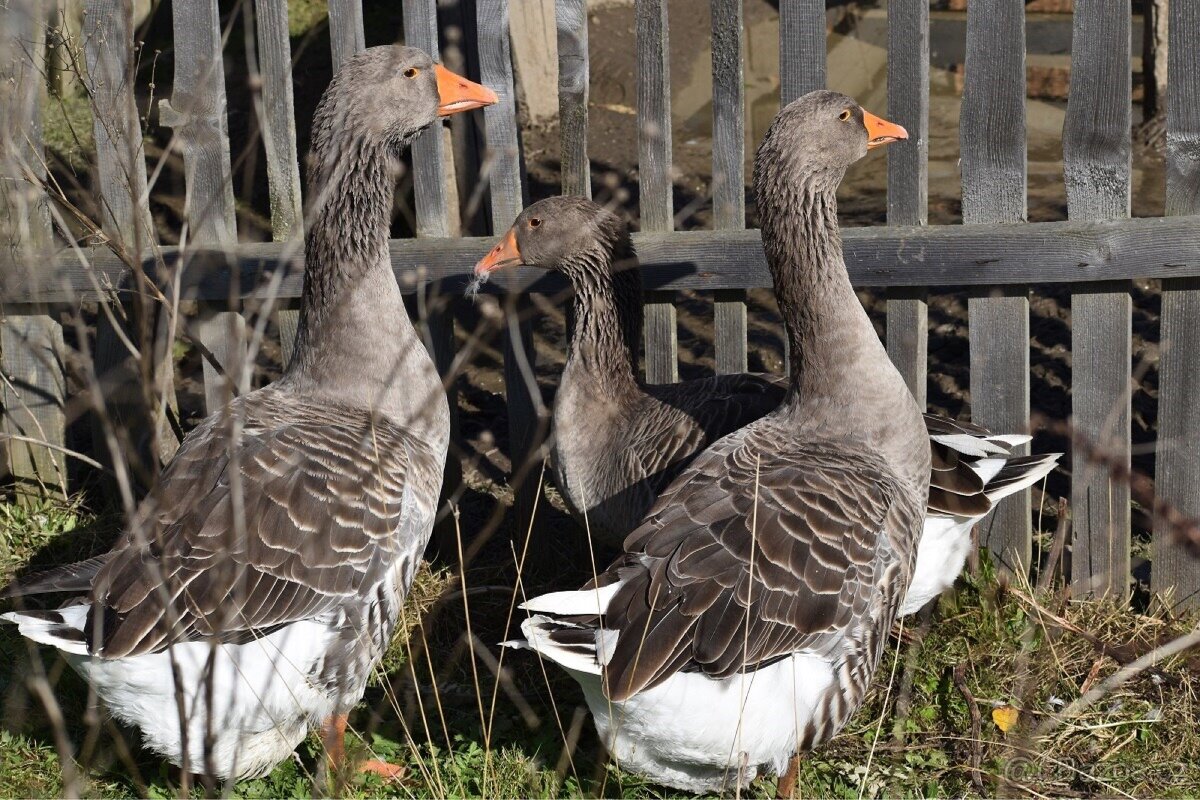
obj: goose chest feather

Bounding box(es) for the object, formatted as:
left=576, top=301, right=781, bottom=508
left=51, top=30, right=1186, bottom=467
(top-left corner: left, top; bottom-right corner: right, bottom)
left=0, top=46, right=496, bottom=781
left=506, top=92, right=930, bottom=793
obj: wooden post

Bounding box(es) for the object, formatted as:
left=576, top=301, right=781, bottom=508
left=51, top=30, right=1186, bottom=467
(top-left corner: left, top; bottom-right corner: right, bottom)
left=556, top=0, right=589, bottom=198
left=478, top=0, right=544, bottom=537
left=1065, top=0, right=1132, bottom=601
left=1153, top=0, right=1200, bottom=611
left=636, top=0, right=677, bottom=384
left=0, top=0, right=67, bottom=504
left=961, top=0, right=1032, bottom=577
left=403, top=0, right=464, bottom=555
left=711, top=0, right=747, bottom=375
left=85, top=0, right=178, bottom=479
left=328, top=0, right=365, bottom=74
left=885, top=0, right=929, bottom=406
left=508, top=0, right=558, bottom=123
left=161, top=0, right=243, bottom=415
left=251, top=0, right=305, bottom=367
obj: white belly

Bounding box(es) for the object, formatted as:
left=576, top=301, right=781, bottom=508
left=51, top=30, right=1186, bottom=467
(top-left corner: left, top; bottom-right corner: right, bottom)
left=899, top=515, right=974, bottom=616
left=70, top=618, right=342, bottom=780
left=570, top=653, right=836, bottom=793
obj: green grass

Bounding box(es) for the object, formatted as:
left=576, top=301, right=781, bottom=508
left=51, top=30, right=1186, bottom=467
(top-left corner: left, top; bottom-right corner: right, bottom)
left=2, top=495, right=1199, bottom=798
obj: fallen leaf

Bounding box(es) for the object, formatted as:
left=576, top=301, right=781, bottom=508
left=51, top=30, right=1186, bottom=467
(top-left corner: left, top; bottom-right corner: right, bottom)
left=992, top=704, right=1020, bottom=733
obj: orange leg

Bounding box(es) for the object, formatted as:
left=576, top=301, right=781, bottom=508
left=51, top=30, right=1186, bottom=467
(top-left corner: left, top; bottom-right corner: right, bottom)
left=775, top=753, right=800, bottom=799
left=321, top=714, right=406, bottom=782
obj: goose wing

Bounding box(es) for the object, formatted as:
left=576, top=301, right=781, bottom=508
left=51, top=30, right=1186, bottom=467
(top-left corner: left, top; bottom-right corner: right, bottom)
left=632, top=373, right=785, bottom=480
left=81, top=394, right=429, bottom=659
left=599, top=426, right=910, bottom=702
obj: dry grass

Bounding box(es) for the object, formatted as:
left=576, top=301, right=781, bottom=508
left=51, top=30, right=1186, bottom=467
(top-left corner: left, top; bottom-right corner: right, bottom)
left=3, top=491, right=1199, bottom=798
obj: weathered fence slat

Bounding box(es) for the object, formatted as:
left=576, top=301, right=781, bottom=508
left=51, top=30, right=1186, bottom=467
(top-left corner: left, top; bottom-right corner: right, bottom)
left=403, top=0, right=462, bottom=534
left=777, top=0, right=823, bottom=376
left=328, top=0, right=365, bottom=74
left=556, top=0, right=589, bottom=198
left=23, top=215, right=1200, bottom=305
left=884, top=0, right=928, bottom=406
left=162, top=0, right=244, bottom=415
left=710, top=0, right=746, bottom=375
left=961, top=0, right=1031, bottom=576
left=252, top=0, right=305, bottom=366
left=1152, top=0, right=1200, bottom=611
left=478, top=0, right=543, bottom=531
left=1065, top=0, right=1132, bottom=601
left=85, top=0, right=178, bottom=471
left=778, top=0, right=824, bottom=105
left=635, top=0, right=677, bottom=384
left=0, top=0, right=65, bottom=502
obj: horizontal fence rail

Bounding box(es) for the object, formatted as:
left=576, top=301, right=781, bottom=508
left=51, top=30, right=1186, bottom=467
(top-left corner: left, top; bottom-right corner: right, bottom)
left=5, top=215, right=1200, bottom=304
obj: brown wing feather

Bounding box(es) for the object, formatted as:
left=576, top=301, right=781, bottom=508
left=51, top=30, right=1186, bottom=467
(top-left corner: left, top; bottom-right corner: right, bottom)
left=86, top=390, right=425, bottom=658
left=599, top=424, right=908, bottom=702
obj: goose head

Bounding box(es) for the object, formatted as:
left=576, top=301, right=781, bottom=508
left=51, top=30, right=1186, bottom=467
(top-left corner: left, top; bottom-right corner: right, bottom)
left=309, top=45, right=496, bottom=165
left=474, top=196, right=633, bottom=279
left=754, top=90, right=907, bottom=192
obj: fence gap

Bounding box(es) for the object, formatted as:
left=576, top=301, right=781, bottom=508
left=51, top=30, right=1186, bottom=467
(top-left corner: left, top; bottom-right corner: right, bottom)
left=884, top=0, right=928, bottom=406
left=1152, top=0, right=1200, bottom=611
left=1065, top=0, right=1132, bottom=602
left=961, top=0, right=1031, bottom=577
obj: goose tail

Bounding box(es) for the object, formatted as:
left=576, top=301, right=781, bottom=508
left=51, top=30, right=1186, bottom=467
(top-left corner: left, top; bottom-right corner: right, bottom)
left=1, top=606, right=91, bottom=655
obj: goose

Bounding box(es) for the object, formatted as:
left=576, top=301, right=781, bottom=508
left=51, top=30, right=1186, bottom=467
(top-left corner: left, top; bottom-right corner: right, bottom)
left=0, top=46, right=496, bottom=781
left=503, top=92, right=932, bottom=793
left=474, top=196, right=1059, bottom=617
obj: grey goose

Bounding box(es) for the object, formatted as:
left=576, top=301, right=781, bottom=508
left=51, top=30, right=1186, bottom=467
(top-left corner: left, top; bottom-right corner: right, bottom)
left=475, top=196, right=1059, bottom=617
left=1, top=46, right=496, bottom=781
left=504, top=92, right=930, bottom=792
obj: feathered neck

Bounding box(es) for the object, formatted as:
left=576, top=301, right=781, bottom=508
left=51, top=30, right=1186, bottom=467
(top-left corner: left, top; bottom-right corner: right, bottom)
left=560, top=242, right=643, bottom=395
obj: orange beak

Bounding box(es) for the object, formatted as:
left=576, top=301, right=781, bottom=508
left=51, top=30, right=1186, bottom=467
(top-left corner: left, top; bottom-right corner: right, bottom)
left=435, top=63, right=498, bottom=117
left=475, top=229, right=523, bottom=274
left=862, top=109, right=908, bottom=149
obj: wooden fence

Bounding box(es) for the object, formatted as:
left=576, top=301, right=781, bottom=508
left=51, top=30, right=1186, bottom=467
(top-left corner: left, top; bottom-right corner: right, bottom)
left=1, top=0, right=1199, bottom=609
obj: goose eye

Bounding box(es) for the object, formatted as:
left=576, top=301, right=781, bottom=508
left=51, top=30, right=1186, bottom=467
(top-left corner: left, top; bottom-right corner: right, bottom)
left=529, top=218, right=542, bottom=228
left=403, top=67, right=420, bottom=78
left=839, top=109, right=852, bottom=122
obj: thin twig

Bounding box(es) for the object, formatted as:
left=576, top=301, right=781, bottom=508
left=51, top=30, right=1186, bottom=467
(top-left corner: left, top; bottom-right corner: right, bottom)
left=950, top=663, right=984, bottom=791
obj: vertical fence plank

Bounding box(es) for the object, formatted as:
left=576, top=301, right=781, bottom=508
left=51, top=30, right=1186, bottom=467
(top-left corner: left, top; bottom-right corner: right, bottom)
left=161, top=0, right=244, bottom=416
left=1064, top=0, right=1131, bottom=601
left=404, top=0, right=463, bottom=537
left=778, top=0, right=824, bottom=104
left=710, top=0, right=746, bottom=374
left=1153, top=1, right=1200, bottom=610
left=885, top=0, right=928, bottom=406
left=478, top=0, right=544, bottom=531
left=635, top=0, right=676, bottom=384
left=85, top=0, right=178, bottom=472
left=960, top=0, right=1031, bottom=576
left=0, top=0, right=66, bottom=502
left=777, top=0, right=822, bottom=377
left=328, top=0, right=365, bottom=74
left=556, top=0, right=589, bottom=198
left=252, top=0, right=305, bottom=367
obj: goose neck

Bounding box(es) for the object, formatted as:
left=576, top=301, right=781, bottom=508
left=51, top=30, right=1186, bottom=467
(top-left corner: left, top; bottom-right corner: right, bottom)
left=562, top=250, right=642, bottom=393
